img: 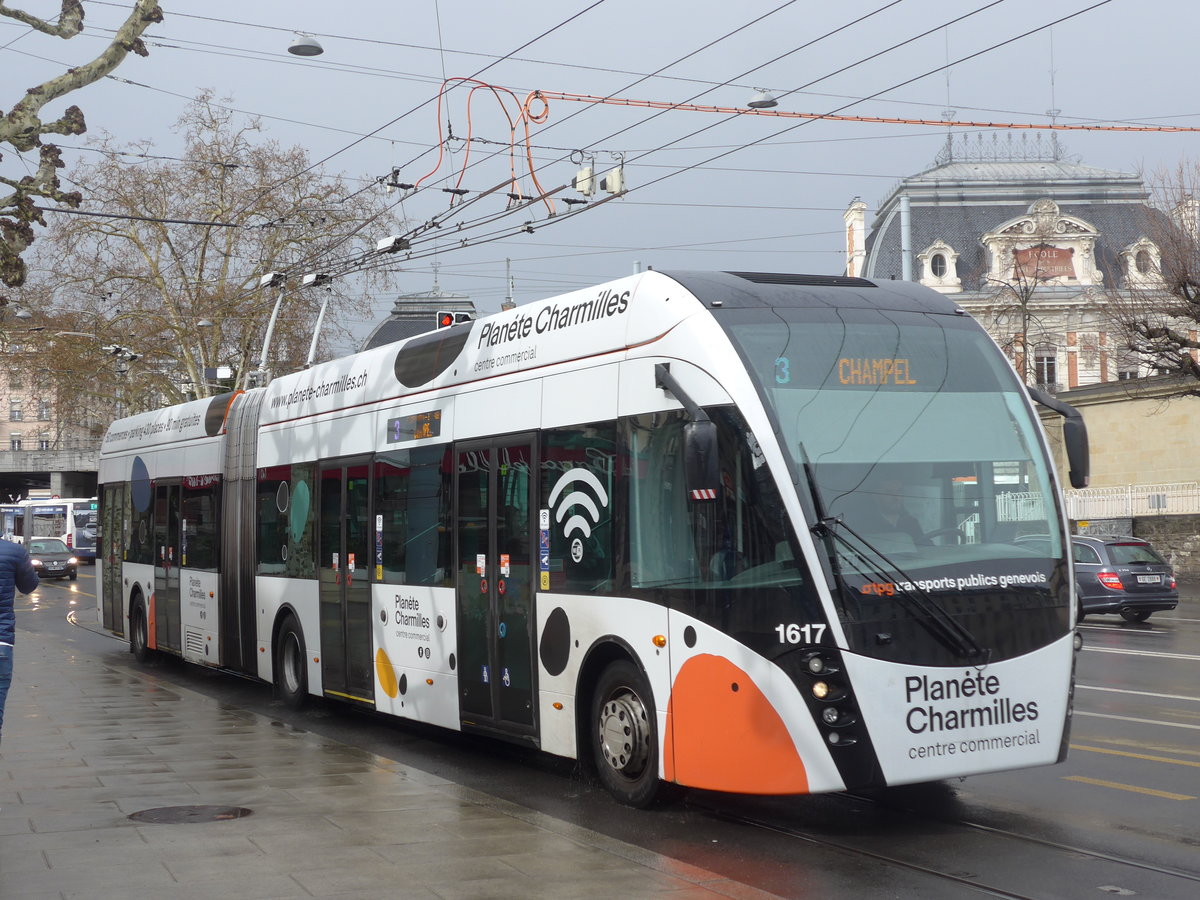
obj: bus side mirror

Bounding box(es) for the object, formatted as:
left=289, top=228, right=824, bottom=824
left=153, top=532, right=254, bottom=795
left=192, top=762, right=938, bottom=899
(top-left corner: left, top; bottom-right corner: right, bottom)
left=684, top=420, right=719, bottom=501
left=1027, top=387, right=1090, bottom=489
left=1062, top=416, right=1089, bottom=489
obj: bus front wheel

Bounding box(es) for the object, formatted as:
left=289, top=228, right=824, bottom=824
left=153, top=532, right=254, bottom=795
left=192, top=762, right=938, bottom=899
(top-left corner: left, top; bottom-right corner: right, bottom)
left=274, top=615, right=309, bottom=709
left=591, top=660, right=660, bottom=808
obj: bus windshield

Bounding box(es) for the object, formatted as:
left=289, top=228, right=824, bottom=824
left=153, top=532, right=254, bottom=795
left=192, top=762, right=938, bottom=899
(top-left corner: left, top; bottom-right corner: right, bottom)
left=721, top=305, right=1070, bottom=663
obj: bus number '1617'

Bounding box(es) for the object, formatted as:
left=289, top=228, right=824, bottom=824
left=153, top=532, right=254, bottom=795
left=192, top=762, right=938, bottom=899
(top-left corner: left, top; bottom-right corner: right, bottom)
left=775, top=623, right=826, bottom=644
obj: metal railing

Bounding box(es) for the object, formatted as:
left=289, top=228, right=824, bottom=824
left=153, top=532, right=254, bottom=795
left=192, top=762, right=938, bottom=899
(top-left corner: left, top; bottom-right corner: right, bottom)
left=1065, top=482, right=1200, bottom=520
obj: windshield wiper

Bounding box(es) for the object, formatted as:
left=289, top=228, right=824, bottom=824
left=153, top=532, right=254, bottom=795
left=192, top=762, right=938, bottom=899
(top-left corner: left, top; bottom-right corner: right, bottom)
left=799, top=445, right=989, bottom=663
left=818, top=519, right=989, bottom=663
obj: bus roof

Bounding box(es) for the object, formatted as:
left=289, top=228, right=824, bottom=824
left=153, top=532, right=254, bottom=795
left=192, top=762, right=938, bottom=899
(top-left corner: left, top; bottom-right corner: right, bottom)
left=102, top=270, right=970, bottom=446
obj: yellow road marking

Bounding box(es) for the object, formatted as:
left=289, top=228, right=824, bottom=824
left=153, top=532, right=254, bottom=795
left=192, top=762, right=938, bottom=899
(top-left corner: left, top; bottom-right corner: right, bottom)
left=1070, top=744, right=1200, bottom=768
left=1063, top=775, right=1194, bottom=800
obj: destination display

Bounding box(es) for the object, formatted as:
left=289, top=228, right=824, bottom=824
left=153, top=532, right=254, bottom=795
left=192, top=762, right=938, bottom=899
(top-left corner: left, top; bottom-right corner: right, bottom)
left=385, top=410, right=442, bottom=443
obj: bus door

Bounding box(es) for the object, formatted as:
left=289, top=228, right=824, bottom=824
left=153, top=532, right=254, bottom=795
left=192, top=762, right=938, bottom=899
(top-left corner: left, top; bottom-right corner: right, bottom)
left=100, top=485, right=125, bottom=634
left=318, top=459, right=373, bottom=706
left=455, top=437, right=536, bottom=735
left=153, top=482, right=182, bottom=652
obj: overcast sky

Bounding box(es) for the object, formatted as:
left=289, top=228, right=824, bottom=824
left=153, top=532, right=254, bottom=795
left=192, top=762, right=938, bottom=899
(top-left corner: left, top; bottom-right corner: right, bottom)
left=4, top=0, right=1196, bottom=343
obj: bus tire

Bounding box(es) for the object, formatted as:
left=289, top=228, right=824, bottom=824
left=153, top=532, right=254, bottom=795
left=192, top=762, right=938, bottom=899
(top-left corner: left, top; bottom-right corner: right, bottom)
left=274, top=614, right=309, bottom=710
left=130, top=596, right=154, bottom=664
left=591, top=660, right=660, bottom=808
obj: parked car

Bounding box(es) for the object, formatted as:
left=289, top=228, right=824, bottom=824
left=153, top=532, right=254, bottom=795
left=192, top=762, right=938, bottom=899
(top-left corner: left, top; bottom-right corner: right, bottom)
left=26, top=537, right=78, bottom=581
left=1070, top=535, right=1177, bottom=622
left=1014, top=534, right=1178, bottom=623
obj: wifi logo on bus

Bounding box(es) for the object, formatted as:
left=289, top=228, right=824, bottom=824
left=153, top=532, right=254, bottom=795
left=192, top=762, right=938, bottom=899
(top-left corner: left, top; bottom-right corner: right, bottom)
left=547, top=468, right=609, bottom=563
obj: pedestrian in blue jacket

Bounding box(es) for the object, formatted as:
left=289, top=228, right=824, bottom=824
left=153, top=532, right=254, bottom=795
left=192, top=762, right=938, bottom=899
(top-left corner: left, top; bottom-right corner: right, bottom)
left=1, top=537, right=39, bottom=742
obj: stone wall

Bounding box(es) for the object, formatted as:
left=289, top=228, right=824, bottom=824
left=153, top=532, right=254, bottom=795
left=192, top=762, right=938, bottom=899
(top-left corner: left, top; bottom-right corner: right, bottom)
left=1048, top=377, right=1200, bottom=487
left=1070, top=514, right=1200, bottom=576
left=1131, top=515, right=1200, bottom=578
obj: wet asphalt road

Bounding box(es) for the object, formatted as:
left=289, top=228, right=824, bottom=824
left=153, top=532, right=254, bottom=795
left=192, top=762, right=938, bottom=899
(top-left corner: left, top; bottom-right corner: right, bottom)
left=19, top=571, right=1200, bottom=899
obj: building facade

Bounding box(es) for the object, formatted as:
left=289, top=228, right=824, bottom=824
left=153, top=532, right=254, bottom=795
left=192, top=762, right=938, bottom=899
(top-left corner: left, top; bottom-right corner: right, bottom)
left=846, top=134, right=1177, bottom=393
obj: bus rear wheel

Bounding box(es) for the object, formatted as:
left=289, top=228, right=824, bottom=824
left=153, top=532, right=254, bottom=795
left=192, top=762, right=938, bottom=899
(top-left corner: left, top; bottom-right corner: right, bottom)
left=591, top=660, right=660, bottom=808
left=274, top=615, right=308, bottom=709
left=130, top=598, right=154, bottom=664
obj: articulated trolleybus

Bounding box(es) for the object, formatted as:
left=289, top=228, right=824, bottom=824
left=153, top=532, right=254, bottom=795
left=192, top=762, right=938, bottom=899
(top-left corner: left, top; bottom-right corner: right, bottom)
left=98, top=270, right=1088, bottom=806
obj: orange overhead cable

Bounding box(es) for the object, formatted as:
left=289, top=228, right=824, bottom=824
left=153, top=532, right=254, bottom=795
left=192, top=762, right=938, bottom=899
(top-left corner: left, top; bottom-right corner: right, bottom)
left=415, top=78, right=557, bottom=217
left=532, top=90, right=1200, bottom=133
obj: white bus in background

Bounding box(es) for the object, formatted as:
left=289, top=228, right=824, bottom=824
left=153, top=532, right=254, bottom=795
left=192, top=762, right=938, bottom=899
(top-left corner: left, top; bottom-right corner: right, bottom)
left=1, top=497, right=99, bottom=561
left=96, top=269, right=1089, bottom=807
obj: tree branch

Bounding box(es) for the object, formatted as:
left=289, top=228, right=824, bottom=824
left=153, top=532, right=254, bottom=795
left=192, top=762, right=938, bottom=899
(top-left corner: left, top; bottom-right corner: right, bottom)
left=0, top=2, right=84, bottom=39
left=1, top=1, right=162, bottom=292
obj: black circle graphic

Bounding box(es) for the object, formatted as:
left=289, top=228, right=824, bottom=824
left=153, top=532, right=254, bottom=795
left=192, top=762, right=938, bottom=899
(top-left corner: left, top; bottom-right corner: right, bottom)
left=539, top=607, right=571, bottom=677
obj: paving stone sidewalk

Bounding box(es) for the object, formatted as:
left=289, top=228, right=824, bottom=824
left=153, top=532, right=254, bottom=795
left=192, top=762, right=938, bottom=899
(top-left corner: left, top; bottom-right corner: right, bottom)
left=0, top=627, right=776, bottom=900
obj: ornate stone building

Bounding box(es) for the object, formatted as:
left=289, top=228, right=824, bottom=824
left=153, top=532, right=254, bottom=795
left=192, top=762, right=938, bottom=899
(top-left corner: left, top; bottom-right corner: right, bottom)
left=845, top=134, right=1176, bottom=392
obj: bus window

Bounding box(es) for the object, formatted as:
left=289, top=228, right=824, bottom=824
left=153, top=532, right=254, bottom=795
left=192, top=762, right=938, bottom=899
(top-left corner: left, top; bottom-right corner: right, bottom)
left=257, top=463, right=316, bottom=578
left=181, top=476, right=220, bottom=571
left=128, top=487, right=154, bottom=566
left=627, top=408, right=798, bottom=591
left=541, top=424, right=616, bottom=593
left=374, top=445, right=453, bottom=586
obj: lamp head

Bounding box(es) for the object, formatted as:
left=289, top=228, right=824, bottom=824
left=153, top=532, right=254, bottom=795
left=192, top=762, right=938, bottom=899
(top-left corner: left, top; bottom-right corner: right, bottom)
left=288, top=34, right=324, bottom=57
left=748, top=88, right=778, bottom=109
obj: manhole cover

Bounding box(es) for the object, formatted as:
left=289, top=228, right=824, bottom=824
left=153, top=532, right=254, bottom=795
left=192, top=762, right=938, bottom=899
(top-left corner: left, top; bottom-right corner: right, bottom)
left=128, top=805, right=253, bottom=824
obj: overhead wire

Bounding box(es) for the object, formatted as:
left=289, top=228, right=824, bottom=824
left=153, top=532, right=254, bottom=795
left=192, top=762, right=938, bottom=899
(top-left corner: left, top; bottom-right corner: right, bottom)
left=617, top=0, right=1116, bottom=198
left=18, top=0, right=1137, bottom=333
left=313, top=0, right=1122, bottom=293
left=342, top=0, right=990, bottom=255
left=299, top=1, right=992, bottom=279
left=77, top=1, right=1180, bottom=128
left=301, top=0, right=894, bottom=286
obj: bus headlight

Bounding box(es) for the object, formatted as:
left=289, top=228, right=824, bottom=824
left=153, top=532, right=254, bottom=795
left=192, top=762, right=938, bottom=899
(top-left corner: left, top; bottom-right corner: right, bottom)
left=812, top=681, right=830, bottom=700
left=821, top=707, right=839, bottom=725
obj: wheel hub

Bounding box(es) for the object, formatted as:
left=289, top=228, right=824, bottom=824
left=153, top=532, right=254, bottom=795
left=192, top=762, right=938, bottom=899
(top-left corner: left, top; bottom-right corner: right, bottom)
left=598, top=690, right=650, bottom=776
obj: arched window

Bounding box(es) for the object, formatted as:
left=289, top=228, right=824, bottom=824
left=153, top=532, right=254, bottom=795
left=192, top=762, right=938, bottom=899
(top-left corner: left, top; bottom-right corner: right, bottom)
left=931, top=253, right=947, bottom=278
left=1135, top=249, right=1153, bottom=274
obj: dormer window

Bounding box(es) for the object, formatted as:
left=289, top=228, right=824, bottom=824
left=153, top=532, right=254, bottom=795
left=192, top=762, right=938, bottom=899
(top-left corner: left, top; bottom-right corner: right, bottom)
left=1121, top=237, right=1163, bottom=287
left=917, top=240, right=962, bottom=293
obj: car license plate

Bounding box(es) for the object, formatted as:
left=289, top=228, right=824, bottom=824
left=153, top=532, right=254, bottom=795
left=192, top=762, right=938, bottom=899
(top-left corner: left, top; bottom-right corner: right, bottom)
left=1136, top=575, right=1161, bottom=584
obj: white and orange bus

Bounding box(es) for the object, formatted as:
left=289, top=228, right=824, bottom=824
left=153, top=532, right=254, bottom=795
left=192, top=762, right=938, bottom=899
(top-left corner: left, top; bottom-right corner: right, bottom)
left=97, top=270, right=1088, bottom=806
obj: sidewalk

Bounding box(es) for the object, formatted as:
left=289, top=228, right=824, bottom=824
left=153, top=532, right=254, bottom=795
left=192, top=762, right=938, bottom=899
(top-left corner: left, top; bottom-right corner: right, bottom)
left=0, top=627, right=774, bottom=900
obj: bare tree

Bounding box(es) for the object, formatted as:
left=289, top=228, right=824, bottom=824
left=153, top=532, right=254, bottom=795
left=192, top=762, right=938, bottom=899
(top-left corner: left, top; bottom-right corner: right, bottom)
left=26, top=94, right=406, bottom=404
left=983, top=262, right=1060, bottom=387
left=1105, top=161, right=1200, bottom=395
left=0, top=1, right=162, bottom=313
